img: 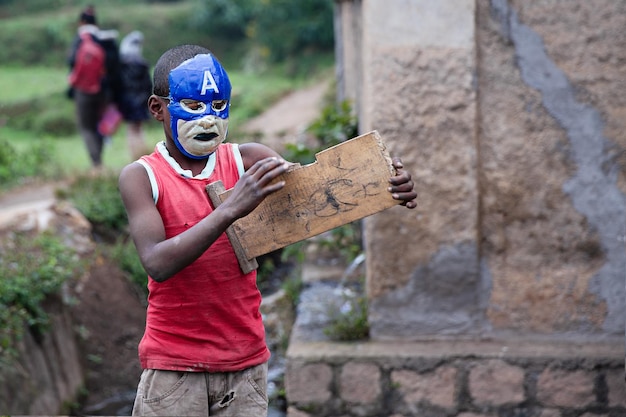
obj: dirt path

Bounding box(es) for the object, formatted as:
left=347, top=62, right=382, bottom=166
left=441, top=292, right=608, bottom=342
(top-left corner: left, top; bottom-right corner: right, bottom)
left=241, top=79, right=330, bottom=153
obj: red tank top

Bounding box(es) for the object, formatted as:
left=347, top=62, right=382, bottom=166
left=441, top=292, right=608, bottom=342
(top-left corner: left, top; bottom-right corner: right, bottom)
left=137, top=143, right=270, bottom=372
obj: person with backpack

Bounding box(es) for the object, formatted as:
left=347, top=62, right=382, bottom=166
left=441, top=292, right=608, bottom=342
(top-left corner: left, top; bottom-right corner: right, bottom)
left=67, top=5, right=121, bottom=170
left=118, top=30, right=152, bottom=160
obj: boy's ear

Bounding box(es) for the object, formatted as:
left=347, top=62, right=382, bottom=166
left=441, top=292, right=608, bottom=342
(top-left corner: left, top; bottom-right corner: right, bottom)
left=148, top=95, right=166, bottom=121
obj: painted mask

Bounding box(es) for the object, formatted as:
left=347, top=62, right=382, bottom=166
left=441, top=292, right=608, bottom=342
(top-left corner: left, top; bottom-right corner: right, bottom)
left=166, top=54, right=231, bottom=159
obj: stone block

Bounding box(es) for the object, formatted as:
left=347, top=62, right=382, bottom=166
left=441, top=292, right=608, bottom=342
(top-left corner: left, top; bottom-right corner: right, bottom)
left=285, top=362, right=333, bottom=403
left=468, top=359, right=525, bottom=406
left=287, top=406, right=313, bottom=417
left=536, top=368, right=595, bottom=407
left=535, top=411, right=561, bottom=417
left=391, top=366, right=457, bottom=409
left=339, top=362, right=381, bottom=404
left=606, top=369, right=626, bottom=407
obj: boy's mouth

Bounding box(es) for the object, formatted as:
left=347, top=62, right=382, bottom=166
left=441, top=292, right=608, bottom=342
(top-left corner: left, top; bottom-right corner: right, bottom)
left=194, top=132, right=219, bottom=141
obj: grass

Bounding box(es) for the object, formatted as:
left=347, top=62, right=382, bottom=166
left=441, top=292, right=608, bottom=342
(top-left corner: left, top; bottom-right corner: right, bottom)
left=0, top=61, right=332, bottom=180
left=0, top=66, right=68, bottom=105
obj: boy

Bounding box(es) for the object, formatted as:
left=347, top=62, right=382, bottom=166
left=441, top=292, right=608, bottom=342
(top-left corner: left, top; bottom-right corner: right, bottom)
left=118, top=44, right=417, bottom=416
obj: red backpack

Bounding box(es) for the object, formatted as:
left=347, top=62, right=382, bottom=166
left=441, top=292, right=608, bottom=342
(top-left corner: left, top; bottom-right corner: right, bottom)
left=68, top=32, right=106, bottom=94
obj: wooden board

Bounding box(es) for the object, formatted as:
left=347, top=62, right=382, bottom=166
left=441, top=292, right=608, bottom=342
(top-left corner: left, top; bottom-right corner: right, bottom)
left=206, top=130, right=399, bottom=273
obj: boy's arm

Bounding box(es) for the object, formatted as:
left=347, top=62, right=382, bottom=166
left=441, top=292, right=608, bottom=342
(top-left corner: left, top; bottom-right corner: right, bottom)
left=239, top=142, right=283, bottom=169
left=118, top=156, right=289, bottom=282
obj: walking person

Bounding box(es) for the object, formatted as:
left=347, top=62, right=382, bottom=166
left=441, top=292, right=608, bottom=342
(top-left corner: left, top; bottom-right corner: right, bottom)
left=118, top=44, right=418, bottom=416
left=67, top=5, right=120, bottom=170
left=118, top=30, right=152, bottom=160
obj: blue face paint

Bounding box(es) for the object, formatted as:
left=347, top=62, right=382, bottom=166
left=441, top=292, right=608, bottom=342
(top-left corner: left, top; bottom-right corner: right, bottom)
left=166, top=54, right=232, bottom=159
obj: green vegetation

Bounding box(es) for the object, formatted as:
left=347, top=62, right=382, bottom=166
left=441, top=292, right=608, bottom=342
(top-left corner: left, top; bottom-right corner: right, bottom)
left=0, top=138, right=59, bottom=190
left=59, top=171, right=149, bottom=297
left=192, top=0, right=334, bottom=68
left=283, top=98, right=358, bottom=165
left=61, top=171, right=128, bottom=233
left=323, top=283, right=370, bottom=341
left=0, top=0, right=334, bottom=72
left=0, top=0, right=336, bottom=182
left=109, top=238, right=148, bottom=298
left=0, top=232, right=84, bottom=367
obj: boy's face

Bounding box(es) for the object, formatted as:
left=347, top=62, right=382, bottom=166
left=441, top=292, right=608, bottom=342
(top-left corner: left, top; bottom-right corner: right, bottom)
left=166, top=54, right=231, bottom=159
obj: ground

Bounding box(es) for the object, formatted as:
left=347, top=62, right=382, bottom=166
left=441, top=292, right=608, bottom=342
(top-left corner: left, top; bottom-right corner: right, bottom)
left=72, top=257, right=146, bottom=415
left=0, top=79, right=331, bottom=415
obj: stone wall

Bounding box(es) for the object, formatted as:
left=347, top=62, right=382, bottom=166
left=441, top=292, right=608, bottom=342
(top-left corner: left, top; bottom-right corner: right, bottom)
left=286, top=339, right=624, bottom=417
left=286, top=0, right=626, bottom=415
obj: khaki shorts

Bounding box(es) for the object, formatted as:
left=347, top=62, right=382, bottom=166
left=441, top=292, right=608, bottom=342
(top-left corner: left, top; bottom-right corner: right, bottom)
left=131, top=362, right=268, bottom=416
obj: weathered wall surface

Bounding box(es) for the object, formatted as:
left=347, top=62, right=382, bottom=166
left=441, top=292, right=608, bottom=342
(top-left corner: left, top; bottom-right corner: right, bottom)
left=478, top=0, right=625, bottom=335
left=343, top=0, right=626, bottom=339
left=359, top=0, right=483, bottom=339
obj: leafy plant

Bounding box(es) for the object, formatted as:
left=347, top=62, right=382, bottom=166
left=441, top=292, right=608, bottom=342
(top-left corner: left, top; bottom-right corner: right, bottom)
left=109, top=238, right=148, bottom=300
left=316, top=221, right=362, bottom=263
left=63, top=172, right=128, bottom=236
left=307, top=99, right=358, bottom=146
left=323, top=284, right=369, bottom=341
left=0, top=232, right=83, bottom=365
left=281, top=274, right=304, bottom=309
left=282, top=99, right=358, bottom=166
left=192, top=0, right=334, bottom=64
left=0, top=138, right=59, bottom=191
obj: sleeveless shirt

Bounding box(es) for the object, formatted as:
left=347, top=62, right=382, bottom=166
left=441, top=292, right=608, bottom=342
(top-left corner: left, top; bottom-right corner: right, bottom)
left=136, top=142, right=270, bottom=372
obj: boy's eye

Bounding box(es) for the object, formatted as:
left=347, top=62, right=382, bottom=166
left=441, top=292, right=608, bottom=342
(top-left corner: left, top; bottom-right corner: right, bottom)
left=180, top=99, right=207, bottom=113
left=211, top=100, right=228, bottom=112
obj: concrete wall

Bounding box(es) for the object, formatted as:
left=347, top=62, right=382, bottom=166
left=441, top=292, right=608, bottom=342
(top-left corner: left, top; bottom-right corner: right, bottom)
left=334, top=0, right=626, bottom=341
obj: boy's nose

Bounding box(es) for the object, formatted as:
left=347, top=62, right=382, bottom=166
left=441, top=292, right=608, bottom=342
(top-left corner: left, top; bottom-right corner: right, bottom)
left=198, top=117, right=216, bottom=128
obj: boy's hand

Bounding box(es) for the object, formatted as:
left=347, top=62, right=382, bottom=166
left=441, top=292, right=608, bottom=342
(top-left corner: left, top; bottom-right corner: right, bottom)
left=389, top=157, right=417, bottom=209
left=224, top=157, right=289, bottom=219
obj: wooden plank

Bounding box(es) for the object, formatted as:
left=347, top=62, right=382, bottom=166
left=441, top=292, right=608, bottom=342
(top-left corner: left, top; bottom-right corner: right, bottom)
left=206, top=180, right=259, bottom=274
left=207, top=130, right=399, bottom=273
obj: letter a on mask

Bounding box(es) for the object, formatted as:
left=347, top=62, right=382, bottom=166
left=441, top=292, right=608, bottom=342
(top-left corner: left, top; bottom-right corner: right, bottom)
left=201, top=70, right=219, bottom=96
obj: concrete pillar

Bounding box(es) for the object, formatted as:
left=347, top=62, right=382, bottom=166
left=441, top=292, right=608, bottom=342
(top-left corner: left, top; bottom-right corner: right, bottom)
left=360, top=0, right=481, bottom=339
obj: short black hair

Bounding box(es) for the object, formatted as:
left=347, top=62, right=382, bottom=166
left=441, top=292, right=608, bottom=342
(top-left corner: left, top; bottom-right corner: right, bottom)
left=79, top=5, right=96, bottom=25
left=152, top=44, right=213, bottom=97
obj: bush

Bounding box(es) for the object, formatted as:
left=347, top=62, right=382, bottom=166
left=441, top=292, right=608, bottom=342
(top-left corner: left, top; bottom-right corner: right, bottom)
left=189, top=0, right=255, bottom=40
left=253, top=0, right=334, bottom=62
left=323, top=285, right=369, bottom=341
left=63, top=172, right=128, bottom=236
left=0, top=138, right=59, bottom=190
left=0, top=232, right=83, bottom=366
left=283, top=99, right=358, bottom=165
left=4, top=92, right=76, bottom=137
left=110, top=238, right=147, bottom=300
left=193, top=0, right=334, bottom=65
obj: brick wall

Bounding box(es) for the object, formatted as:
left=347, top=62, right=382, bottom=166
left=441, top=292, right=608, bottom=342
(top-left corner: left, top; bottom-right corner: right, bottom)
left=286, top=339, right=624, bottom=417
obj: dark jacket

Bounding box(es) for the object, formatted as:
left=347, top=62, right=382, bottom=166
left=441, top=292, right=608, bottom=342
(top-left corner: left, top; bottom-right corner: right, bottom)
left=118, top=56, right=152, bottom=122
